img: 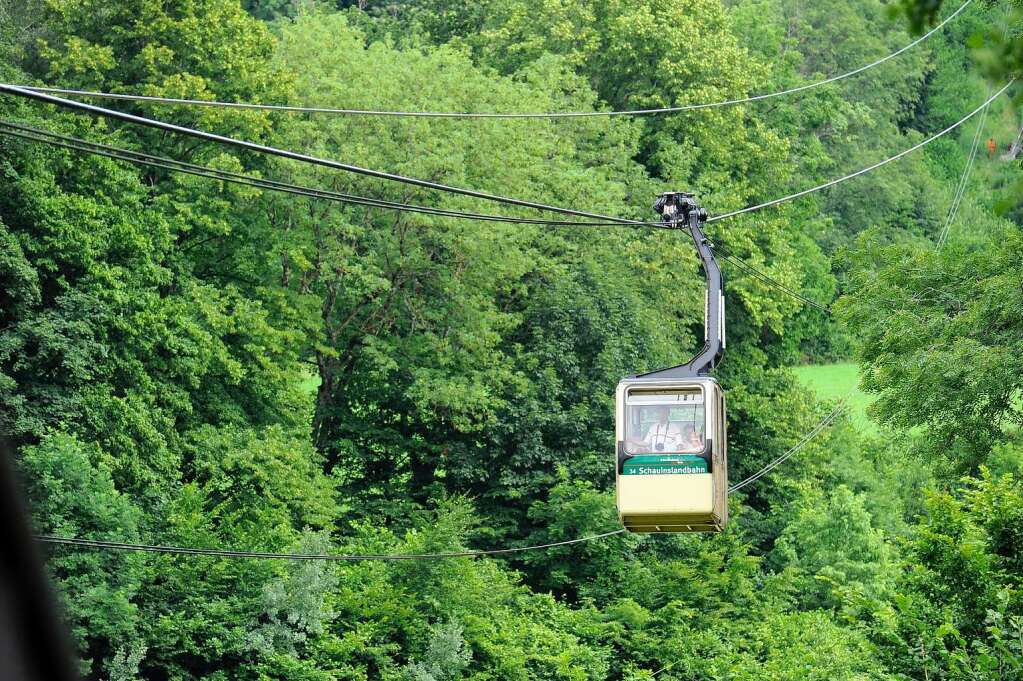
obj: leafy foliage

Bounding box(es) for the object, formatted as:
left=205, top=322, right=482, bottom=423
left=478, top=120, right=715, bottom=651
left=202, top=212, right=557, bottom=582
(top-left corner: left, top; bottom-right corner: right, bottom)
left=2, top=0, right=1021, bottom=677
left=840, top=224, right=1023, bottom=471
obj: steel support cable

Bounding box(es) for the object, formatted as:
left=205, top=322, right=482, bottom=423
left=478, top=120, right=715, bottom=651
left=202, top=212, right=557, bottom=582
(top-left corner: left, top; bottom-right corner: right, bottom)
left=942, top=98, right=988, bottom=243
left=35, top=529, right=627, bottom=561
left=0, top=124, right=852, bottom=317
left=0, top=83, right=646, bottom=225
left=8, top=101, right=984, bottom=243
left=943, top=25, right=1014, bottom=244
left=709, top=242, right=833, bottom=314
left=701, top=85, right=1011, bottom=312
left=19, top=0, right=972, bottom=119
left=2, top=82, right=1010, bottom=316
left=1, top=80, right=1010, bottom=230
left=707, top=81, right=1015, bottom=224
left=0, top=121, right=653, bottom=228
left=939, top=92, right=990, bottom=245
left=5, top=114, right=834, bottom=341
left=0, top=124, right=856, bottom=317
left=728, top=398, right=849, bottom=493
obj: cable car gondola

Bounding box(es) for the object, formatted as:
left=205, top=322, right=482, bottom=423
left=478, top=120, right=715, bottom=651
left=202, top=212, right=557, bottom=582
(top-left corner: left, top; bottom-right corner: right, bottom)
left=616, top=192, right=728, bottom=533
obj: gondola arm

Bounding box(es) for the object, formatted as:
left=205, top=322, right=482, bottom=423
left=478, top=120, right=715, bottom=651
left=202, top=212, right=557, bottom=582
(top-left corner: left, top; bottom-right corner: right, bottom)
left=640, top=192, right=724, bottom=379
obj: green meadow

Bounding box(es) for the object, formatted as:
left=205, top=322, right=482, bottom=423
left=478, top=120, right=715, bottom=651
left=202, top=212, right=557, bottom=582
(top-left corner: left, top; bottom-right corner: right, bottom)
left=793, top=362, right=879, bottom=436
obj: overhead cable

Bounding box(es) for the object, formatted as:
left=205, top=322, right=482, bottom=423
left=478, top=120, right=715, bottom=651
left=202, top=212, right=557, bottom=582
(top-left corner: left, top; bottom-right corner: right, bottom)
left=0, top=121, right=650, bottom=228
left=0, top=122, right=838, bottom=315
left=1, top=80, right=1010, bottom=230
left=711, top=242, right=832, bottom=314
left=729, top=398, right=848, bottom=493
left=0, top=83, right=643, bottom=225
left=4, top=118, right=825, bottom=311
left=19, top=0, right=972, bottom=119
left=0, top=122, right=848, bottom=315
left=938, top=90, right=990, bottom=245
left=35, top=529, right=627, bottom=562
left=946, top=23, right=1018, bottom=244
left=3, top=82, right=1008, bottom=316
left=707, top=81, right=1015, bottom=223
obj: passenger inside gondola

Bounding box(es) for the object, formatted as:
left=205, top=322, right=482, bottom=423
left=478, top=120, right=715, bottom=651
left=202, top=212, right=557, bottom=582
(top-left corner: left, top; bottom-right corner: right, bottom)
left=642, top=406, right=684, bottom=452
left=681, top=425, right=704, bottom=452
left=625, top=397, right=706, bottom=455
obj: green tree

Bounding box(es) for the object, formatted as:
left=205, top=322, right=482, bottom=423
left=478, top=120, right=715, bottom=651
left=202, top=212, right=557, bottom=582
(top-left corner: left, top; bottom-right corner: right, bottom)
left=29, top=0, right=290, bottom=143
left=6, top=1, right=1005, bottom=678
left=772, top=484, right=895, bottom=609
left=18, top=433, right=144, bottom=678
left=846, top=471, right=1023, bottom=680
left=839, top=224, right=1023, bottom=471
left=403, top=621, right=472, bottom=681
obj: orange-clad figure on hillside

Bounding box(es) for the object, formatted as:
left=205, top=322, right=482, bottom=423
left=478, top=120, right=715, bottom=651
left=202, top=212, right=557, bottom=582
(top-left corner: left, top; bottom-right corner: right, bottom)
left=988, top=137, right=997, bottom=159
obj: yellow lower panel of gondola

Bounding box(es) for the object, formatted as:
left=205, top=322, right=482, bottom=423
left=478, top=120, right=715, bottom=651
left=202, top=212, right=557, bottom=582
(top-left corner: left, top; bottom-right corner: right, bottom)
left=618, top=473, right=722, bottom=532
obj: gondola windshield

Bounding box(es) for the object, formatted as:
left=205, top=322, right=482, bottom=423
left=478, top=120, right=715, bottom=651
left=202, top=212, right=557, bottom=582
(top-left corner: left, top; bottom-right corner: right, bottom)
left=623, top=389, right=705, bottom=456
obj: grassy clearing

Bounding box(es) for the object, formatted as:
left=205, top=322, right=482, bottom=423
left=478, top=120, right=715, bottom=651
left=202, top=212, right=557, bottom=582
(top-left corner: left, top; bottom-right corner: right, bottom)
left=793, top=362, right=879, bottom=436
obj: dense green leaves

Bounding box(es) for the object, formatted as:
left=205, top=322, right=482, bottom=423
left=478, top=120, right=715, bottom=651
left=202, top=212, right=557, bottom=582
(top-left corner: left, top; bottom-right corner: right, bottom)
left=840, top=224, right=1023, bottom=471
left=18, top=432, right=144, bottom=677
left=2, top=0, right=1021, bottom=677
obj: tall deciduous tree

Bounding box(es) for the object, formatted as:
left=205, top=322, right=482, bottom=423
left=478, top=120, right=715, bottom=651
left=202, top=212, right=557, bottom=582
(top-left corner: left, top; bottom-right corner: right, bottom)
left=840, top=224, right=1023, bottom=471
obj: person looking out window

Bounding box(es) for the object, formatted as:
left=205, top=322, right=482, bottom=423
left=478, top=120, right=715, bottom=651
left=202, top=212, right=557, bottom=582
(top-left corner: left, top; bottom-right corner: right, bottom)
left=642, top=406, right=684, bottom=452
left=681, top=426, right=704, bottom=452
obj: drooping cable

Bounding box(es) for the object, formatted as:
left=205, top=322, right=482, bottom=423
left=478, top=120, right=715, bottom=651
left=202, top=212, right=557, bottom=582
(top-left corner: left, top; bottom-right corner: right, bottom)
left=941, top=98, right=989, bottom=243
left=707, top=81, right=1014, bottom=224
left=0, top=121, right=652, bottom=228
left=5, top=116, right=829, bottom=310
left=3, top=82, right=1009, bottom=317
left=2, top=80, right=1011, bottom=230
left=938, top=90, right=990, bottom=245
left=0, top=121, right=861, bottom=322
left=0, top=111, right=985, bottom=316
left=0, top=121, right=842, bottom=318
left=942, top=24, right=1016, bottom=245
left=0, top=83, right=644, bottom=225
left=19, top=0, right=972, bottom=119
left=35, top=529, right=627, bottom=561
left=728, top=398, right=848, bottom=493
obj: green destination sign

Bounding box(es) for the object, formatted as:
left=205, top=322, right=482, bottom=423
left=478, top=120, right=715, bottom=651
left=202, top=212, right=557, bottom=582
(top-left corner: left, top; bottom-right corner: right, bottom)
left=622, top=454, right=708, bottom=476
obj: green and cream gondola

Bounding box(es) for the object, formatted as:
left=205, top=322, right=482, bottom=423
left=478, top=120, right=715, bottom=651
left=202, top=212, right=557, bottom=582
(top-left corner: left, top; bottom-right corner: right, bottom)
left=615, top=193, right=728, bottom=533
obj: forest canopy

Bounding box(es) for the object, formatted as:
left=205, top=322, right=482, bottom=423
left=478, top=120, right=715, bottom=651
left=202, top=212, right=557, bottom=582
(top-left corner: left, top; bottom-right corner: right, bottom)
left=2, top=0, right=1023, bottom=679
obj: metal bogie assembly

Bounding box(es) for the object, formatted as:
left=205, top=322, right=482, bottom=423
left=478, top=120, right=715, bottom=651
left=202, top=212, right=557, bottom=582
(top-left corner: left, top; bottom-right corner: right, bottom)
left=615, top=192, right=729, bottom=533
